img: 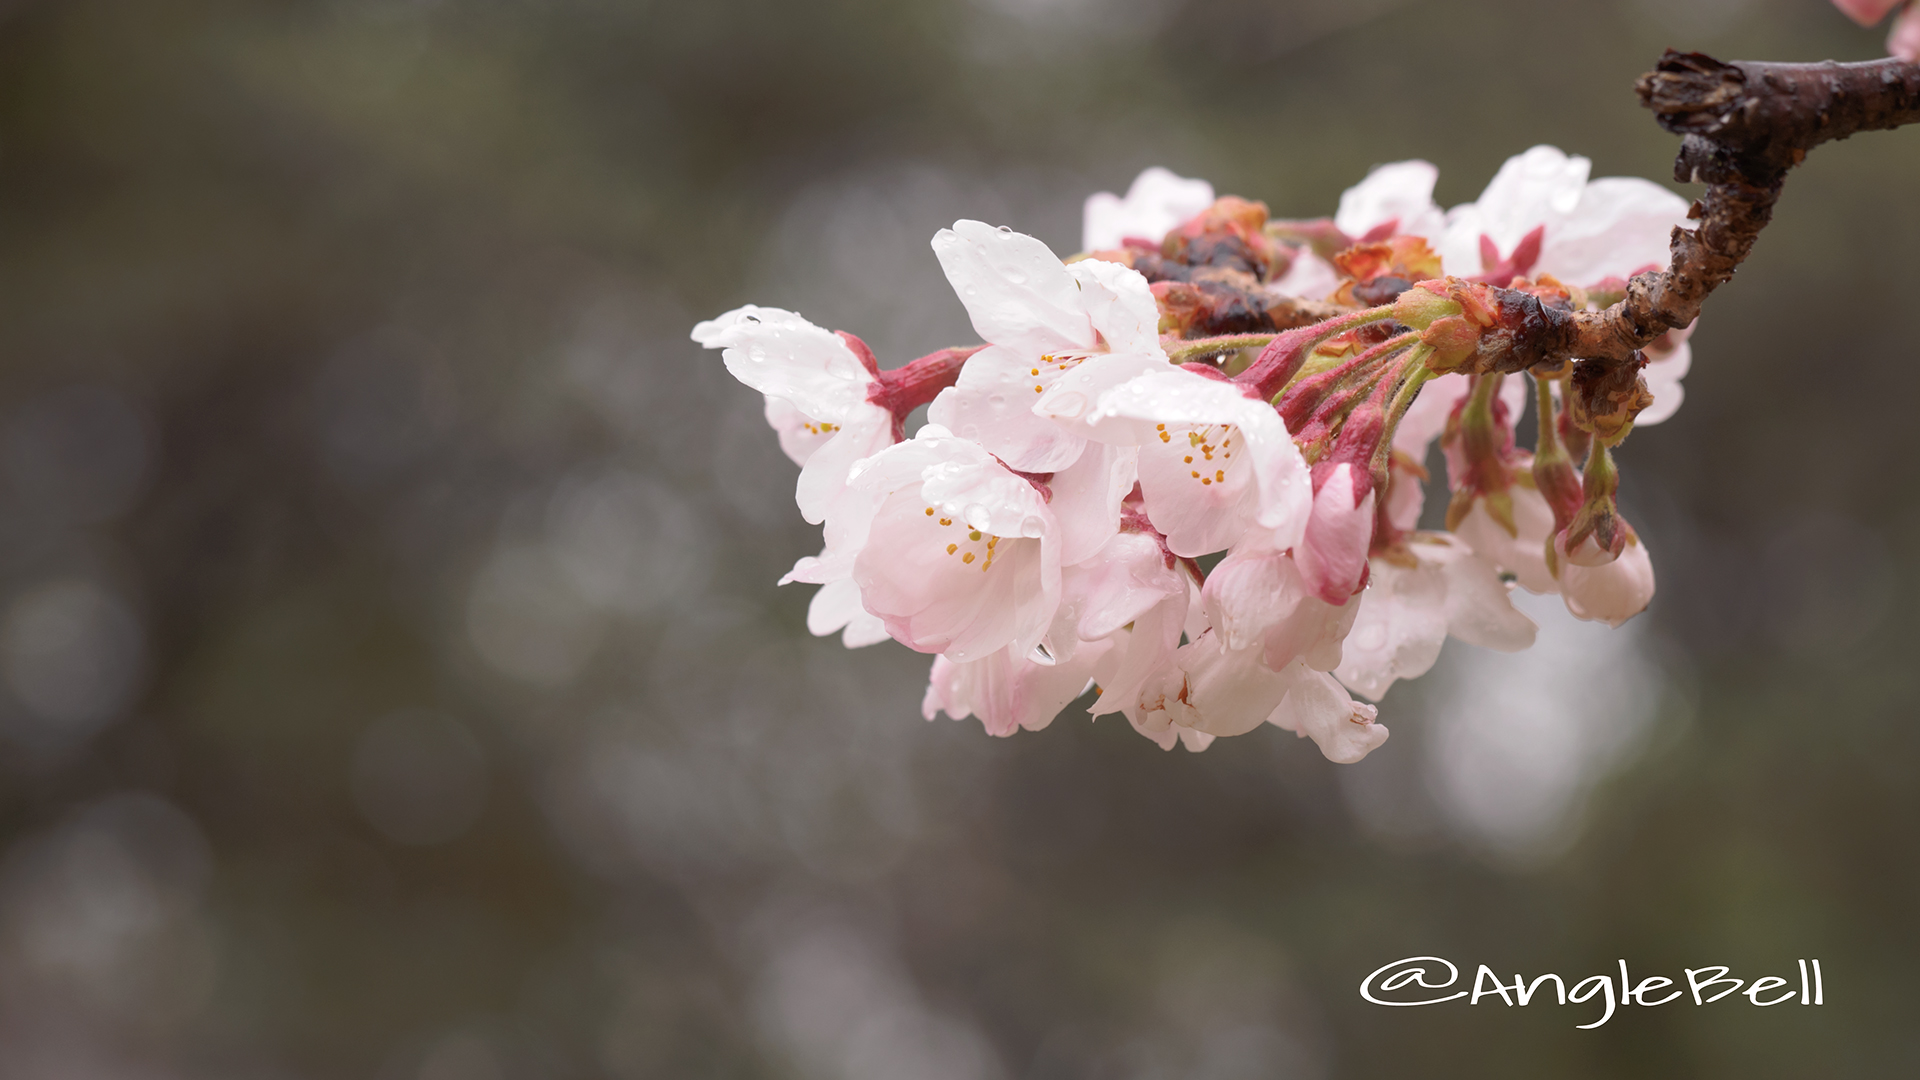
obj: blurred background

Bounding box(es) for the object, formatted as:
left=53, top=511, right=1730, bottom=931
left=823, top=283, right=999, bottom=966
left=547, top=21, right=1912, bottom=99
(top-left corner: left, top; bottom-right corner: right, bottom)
left=0, top=0, right=1915, bottom=1076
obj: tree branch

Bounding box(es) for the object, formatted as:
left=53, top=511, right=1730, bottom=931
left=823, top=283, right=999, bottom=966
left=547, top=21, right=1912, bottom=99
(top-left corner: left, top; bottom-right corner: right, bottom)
left=1481, top=51, right=1920, bottom=424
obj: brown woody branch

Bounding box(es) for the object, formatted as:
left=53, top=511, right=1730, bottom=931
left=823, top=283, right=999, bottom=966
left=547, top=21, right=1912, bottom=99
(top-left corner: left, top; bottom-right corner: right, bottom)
left=1487, top=51, right=1920, bottom=417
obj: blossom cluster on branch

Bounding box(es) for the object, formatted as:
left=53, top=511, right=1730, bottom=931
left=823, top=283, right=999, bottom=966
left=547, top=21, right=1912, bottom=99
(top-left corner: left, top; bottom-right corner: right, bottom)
left=694, top=147, right=1695, bottom=762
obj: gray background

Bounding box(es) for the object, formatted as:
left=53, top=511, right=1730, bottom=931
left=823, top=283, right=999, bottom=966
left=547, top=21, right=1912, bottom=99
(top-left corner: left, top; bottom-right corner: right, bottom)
left=0, top=0, right=1913, bottom=1076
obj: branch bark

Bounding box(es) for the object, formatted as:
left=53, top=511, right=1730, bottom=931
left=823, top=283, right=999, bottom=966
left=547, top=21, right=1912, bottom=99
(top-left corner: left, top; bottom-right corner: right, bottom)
left=1492, top=52, right=1920, bottom=404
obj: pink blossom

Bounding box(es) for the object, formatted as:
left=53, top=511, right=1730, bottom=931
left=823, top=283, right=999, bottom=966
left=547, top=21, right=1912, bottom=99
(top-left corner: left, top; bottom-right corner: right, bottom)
left=926, top=220, right=1166, bottom=473
left=1436, top=146, right=1691, bottom=286
left=1266, top=663, right=1390, bottom=764
left=1043, top=368, right=1312, bottom=557
left=1201, top=537, right=1356, bottom=673
left=1333, top=534, right=1537, bottom=702
left=1334, top=160, right=1448, bottom=242
left=692, top=305, right=894, bottom=523
left=923, top=639, right=1111, bottom=737
left=1082, top=167, right=1216, bottom=252
left=805, top=574, right=890, bottom=649
left=790, top=426, right=1062, bottom=663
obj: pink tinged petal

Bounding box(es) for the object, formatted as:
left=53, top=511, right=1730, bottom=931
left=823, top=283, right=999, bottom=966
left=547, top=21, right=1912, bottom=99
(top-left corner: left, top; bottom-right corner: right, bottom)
left=1559, top=536, right=1655, bottom=627
left=1269, top=250, right=1343, bottom=301
left=1088, top=370, right=1312, bottom=557
left=792, top=406, right=894, bottom=524
left=807, top=575, right=889, bottom=649
left=933, top=221, right=1095, bottom=356
left=1536, top=177, right=1691, bottom=285
left=1055, top=531, right=1182, bottom=650
left=857, top=488, right=1052, bottom=661
left=1082, top=167, right=1216, bottom=252
left=1427, top=538, right=1537, bottom=652
left=1268, top=662, right=1389, bottom=764
left=1048, top=442, right=1138, bottom=567
left=922, top=643, right=1108, bottom=737
left=1465, top=146, right=1592, bottom=253
left=1033, top=352, right=1172, bottom=441
left=1332, top=557, right=1449, bottom=702
left=1087, top=593, right=1188, bottom=724
left=925, top=345, right=1090, bottom=472
left=763, top=396, right=835, bottom=467
left=1177, top=728, right=1216, bottom=752
left=693, top=305, right=876, bottom=419
left=1173, top=632, right=1293, bottom=738
left=1892, top=4, right=1920, bottom=60
left=1834, top=0, right=1905, bottom=26
left=1392, top=372, right=1471, bottom=458
left=1203, top=544, right=1306, bottom=653
left=1455, top=486, right=1558, bottom=594
left=1067, top=256, right=1172, bottom=360
left=1296, top=465, right=1375, bottom=605
left=1335, top=160, right=1445, bottom=240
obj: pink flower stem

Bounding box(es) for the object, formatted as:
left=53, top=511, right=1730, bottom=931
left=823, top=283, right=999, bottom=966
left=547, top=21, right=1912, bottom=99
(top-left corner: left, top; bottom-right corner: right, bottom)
left=869, top=344, right=987, bottom=437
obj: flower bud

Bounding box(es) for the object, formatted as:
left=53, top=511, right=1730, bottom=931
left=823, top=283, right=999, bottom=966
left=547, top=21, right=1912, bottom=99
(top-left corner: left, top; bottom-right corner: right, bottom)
left=1391, top=282, right=1462, bottom=329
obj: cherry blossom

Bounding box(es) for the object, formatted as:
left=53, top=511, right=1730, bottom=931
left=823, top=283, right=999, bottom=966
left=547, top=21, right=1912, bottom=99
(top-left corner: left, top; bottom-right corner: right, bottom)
left=1040, top=367, right=1312, bottom=557
left=699, top=140, right=1695, bottom=767
left=787, top=426, right=1062, bottom=664
left=1333, top=534, right=1537, bottom=701
left=926, top=220, right=1167, bottom=473
left=692, top=305, right=893, bottom=524
left=923, top=640, right=1111, bottom=738
left=1434, top=145, right=1691, bottom=286
left=1082, top=167, right=1216, bottom=253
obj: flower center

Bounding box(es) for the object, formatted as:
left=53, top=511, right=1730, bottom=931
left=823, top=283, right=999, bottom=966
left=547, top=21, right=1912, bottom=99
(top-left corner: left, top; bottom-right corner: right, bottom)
left=924, top=506, right=1001, bottom=570
left=1029, top=352, right=1091, bottom=394
left=1154, top=422, right=1236, bottom=487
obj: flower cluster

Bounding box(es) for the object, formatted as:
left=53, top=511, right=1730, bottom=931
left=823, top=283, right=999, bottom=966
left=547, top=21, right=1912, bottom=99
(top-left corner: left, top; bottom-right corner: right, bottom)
left=694, top=146, right=1692, bottom=762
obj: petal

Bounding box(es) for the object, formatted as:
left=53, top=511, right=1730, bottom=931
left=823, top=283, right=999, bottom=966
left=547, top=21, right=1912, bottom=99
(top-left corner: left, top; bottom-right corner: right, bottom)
left=806, top=575, right=889, bottom=648
left=1335, top=159, right=1445, bottom=240
left=926, top=345, right=1090, bottom=472
left=1082, top=166, right=1216, bottom=252
left=923, top=643, right=1107, bottom=736
left=1087, top=370, right=1312, bottom=556
left=1427, top=537, right=1538, bottom=651
left=1466, top=146, right=1592, bottom=253
left=763, top=395, right=835, bottom=467
left=1455, top=487, right=1558, bottom=595
left=1066, top=256, right=1167, bottom=358
left=933, top=221, right=1095, bottom=356
left=793, top=405, right=894, bottom=524
left=1048, top=442, right=1140, bottom=569
left=1332, top=556, right=1448, bottom=701
left=694, top=305, right=875, bottom=418
left=1538, top=176, right=1690, bottom=285
left=1176, top=633, right=1293, bottom=738
left=1269, top=663, right=1389, bottom=764
left=1834, top=0, right=1904, bottom=27
left=1635, top=341, right=1690, bottom=427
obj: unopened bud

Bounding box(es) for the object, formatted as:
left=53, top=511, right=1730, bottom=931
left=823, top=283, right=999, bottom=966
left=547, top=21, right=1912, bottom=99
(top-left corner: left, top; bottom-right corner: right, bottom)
left=1392, top=282, right=1462, bottom=329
